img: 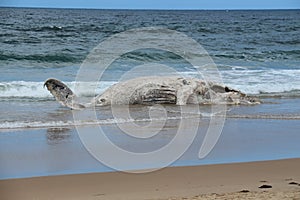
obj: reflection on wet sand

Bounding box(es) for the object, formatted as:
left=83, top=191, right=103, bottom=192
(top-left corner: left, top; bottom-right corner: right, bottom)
left=46, top=108, right=73, bottom=122
left=46, top=128, right=71, bottom=144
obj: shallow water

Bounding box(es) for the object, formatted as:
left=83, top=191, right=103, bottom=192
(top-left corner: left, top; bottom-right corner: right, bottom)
left=0, top=98, right=300, bottom=179
left=1, top=115, right=300, bottom=179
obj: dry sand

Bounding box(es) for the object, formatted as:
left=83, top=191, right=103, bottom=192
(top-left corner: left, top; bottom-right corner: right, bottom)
left=1, top=158, right=300, bottom=200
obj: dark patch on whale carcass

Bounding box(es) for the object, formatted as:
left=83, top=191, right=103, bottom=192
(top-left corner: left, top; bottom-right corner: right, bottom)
left=44, top=78, right=85, bottom=109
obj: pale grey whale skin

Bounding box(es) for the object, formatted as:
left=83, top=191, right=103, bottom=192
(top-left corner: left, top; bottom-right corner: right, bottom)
left=44, top=76, right=260, bottom=109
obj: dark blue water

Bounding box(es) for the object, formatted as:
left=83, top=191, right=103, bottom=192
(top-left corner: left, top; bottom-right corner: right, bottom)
left=1, top=8, right=299, bottom=80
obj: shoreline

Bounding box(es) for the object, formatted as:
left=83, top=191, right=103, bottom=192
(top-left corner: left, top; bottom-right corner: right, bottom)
left=1, top=158, right=300, bottom=200
left=1, top=112, right=300, bottom=180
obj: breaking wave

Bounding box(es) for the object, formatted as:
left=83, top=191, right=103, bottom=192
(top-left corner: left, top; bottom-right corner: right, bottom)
left=1, top=67, right=300, bottom=100
left=0, top=81, right=116, bottom=99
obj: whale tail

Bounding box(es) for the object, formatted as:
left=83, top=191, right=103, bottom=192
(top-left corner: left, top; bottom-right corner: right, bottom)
left=44, top=78, right=85, bottom=110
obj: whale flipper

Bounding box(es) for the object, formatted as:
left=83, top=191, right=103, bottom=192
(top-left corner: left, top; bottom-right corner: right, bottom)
left=44, top=78, right=85, bottom=110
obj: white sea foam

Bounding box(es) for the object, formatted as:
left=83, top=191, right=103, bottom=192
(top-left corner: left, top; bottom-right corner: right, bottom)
left=182, top=67, right=300, bottom=96
left=0, top=81, right=116, bottom=98
left=0, top=81, right=50, bottom=98
left=221, top=69, right=300, bottom=95
left=1, top=113, right=299, bottom=130
left=0, top=115, right=200, bottom=130
left=1, top=68, right=300, bottom=99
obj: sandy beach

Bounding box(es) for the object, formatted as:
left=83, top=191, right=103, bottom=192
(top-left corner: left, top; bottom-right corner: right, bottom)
left=1, top=158, right=300, bottom=200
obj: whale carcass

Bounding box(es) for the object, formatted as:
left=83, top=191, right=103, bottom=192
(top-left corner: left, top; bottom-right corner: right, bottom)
left=44, top=76, right=260, bottom=109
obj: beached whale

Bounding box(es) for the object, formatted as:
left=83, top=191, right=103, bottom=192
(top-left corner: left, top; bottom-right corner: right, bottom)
left=44, top=76, right=260, bottom=109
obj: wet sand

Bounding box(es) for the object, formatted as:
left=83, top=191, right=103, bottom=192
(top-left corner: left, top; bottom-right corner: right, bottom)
left=1, top=98, right=300, bottom=199
left=1, top=158, right=300, bottom=200
left=1, top=116, right=300, bottom=179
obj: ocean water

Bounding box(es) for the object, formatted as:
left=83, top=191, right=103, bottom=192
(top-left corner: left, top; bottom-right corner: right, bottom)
left=1, top=8, right=300, bottom=128
left=0, top=8, right=300, bottom=179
